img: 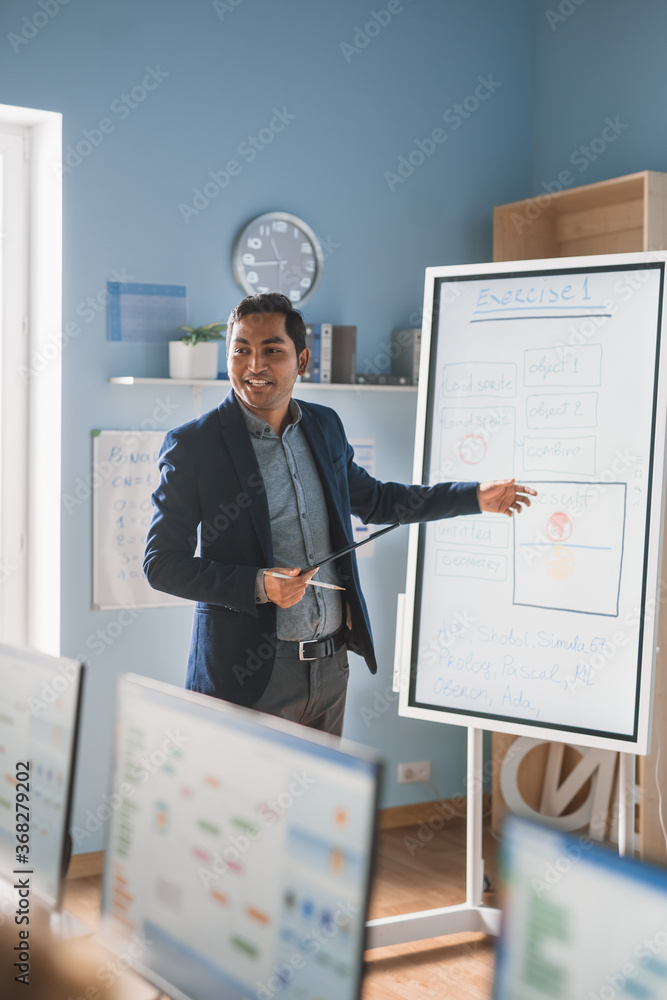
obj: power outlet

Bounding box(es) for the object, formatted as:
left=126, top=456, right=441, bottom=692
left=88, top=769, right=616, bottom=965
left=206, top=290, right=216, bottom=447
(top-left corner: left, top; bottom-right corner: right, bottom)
left=397, top=761, right=431, bottom=784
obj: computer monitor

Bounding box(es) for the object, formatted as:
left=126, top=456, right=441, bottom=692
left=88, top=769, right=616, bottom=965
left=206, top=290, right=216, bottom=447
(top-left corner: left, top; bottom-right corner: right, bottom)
left=0, top=643, right=84, bottom=911
left=494, top=815, right=667, bottom=1000
left=99, top=674, right=381, bottom=1000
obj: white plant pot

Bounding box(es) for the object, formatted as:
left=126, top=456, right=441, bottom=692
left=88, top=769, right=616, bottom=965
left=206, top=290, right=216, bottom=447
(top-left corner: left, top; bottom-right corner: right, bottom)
left=169, top=341, right=219, bottom=379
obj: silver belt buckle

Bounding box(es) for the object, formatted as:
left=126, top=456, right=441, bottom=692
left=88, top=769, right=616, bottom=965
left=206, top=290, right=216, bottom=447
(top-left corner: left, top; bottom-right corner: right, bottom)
left=298, top=640, right=317, bottom=661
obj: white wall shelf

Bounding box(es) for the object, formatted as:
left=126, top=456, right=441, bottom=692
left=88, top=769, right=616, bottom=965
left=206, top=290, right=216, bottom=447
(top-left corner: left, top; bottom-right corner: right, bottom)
left=109, top=376, right=416, bottom=390
left=109, top=376, right=417, bottom=415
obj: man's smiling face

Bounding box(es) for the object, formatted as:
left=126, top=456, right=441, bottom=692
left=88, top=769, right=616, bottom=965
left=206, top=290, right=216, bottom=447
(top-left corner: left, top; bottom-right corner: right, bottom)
left=226, top=311, right=308, bottom=427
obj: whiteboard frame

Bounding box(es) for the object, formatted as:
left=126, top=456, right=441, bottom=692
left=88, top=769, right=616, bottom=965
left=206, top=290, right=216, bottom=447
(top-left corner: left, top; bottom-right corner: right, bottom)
left=397, top=252, right=667, bottom=754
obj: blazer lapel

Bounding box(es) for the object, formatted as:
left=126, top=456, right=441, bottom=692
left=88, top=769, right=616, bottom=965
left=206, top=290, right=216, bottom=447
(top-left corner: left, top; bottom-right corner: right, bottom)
left=217, top=391, right=273, bottom=564
left=299, top=403, right=349, bottom=547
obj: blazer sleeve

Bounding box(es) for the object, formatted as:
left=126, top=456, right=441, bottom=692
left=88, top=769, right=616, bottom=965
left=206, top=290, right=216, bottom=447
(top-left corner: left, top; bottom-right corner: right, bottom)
left=336, top=418, right=481, bottom=525
left=143, top=430, right=260, bottom=615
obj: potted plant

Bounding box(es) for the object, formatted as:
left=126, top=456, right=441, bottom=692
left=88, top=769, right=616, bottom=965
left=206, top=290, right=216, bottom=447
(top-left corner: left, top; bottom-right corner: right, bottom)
left=169, top=322, right=227, bottom=379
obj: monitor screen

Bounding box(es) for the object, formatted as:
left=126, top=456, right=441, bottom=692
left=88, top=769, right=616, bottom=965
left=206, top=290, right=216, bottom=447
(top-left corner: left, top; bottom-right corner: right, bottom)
left=0, top=644, right=84, bottom=910
left=494, top=815, right=667, bottom=1000
left=99, top=675, right=381, bottom=1000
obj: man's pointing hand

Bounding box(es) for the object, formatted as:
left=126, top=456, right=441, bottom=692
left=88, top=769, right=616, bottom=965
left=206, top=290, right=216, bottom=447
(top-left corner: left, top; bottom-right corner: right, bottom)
left=478, top=479, right=537, bottom=517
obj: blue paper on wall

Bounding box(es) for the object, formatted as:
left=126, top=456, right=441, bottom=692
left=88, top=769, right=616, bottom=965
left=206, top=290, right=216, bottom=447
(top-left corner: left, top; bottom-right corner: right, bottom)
left=107, top=282, right=187, bottom=342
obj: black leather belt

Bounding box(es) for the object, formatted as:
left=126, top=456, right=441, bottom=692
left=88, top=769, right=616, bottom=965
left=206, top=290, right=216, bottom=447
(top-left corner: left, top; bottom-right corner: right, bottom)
left=276, top=626, right=346, bottom=661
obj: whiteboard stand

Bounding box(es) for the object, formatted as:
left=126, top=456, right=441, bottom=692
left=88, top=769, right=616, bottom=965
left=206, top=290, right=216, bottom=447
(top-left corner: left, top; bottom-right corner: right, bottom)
left=366, top=726, right=501, bottom=949
left=618, top=752, right=636, bottom=856
left=365, top=734, right=635, bottom=950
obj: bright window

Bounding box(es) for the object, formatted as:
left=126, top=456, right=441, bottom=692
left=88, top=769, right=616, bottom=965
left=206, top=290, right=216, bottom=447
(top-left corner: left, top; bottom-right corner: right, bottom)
left=0, top=106, right=62, bottom=655
left=0, top=126, right=29, bottom=645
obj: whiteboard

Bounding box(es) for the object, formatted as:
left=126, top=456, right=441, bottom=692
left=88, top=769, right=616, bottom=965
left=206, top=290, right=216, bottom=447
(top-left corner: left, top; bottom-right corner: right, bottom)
left=92, top=430, right=190, bottom=610
left=397, top=253, right=667, bottom=753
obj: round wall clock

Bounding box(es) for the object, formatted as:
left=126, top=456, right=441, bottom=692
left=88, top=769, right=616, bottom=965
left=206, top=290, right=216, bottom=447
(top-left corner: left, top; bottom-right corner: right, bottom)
left=232, top=211, right=324, bottom=305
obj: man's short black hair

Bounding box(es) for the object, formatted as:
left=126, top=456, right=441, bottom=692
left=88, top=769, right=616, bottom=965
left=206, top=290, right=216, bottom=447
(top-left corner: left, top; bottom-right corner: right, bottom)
left=227, top=293, right=307, bottom=356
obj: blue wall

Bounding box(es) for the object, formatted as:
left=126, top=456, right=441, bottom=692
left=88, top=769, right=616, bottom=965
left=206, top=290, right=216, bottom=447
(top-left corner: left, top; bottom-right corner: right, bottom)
left=0, top=0, right=537, bottom=852
left=533, top=0, right=667, bottom=189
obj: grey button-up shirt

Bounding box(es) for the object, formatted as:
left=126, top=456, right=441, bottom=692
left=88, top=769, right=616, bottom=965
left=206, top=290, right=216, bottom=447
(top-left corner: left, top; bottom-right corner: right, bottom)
left=239, top=399, right=343, bottom=641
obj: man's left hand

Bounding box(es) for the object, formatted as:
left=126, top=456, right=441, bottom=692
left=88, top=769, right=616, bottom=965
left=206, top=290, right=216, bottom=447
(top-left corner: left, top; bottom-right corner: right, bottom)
left=478, top=479, right=537, bottom=516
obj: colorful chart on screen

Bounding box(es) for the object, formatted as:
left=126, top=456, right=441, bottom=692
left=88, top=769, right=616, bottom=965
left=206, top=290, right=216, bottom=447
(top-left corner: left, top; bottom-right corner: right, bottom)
left=398, top=254, right=667, bottom=752
left=100, top=676, right=379, bottom=1000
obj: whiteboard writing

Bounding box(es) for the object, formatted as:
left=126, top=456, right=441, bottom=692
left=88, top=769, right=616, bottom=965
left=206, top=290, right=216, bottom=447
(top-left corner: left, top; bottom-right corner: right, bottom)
left=473, top=275, right=594, bottom=313
left=350, top=439, right=377, bottom=557
left=92, top=430, right=189, bottom=610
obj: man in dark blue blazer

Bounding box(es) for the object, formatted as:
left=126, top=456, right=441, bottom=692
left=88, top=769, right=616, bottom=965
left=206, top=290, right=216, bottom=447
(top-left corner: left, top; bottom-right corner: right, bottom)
left=144, top=293, right=535, bottom=734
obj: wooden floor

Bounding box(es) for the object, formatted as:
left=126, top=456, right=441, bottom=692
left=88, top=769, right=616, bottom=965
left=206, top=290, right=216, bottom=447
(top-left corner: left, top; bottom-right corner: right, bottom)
left=362, top=817, right=499, bottom=1000
left=63, top=815, right=500, bottom=1000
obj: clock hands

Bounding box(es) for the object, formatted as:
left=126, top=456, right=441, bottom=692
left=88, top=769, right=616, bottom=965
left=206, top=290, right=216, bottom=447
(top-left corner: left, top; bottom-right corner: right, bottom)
left=270, top=237, right=286, bottom=266
left=269, top=237, right=287, bottom=291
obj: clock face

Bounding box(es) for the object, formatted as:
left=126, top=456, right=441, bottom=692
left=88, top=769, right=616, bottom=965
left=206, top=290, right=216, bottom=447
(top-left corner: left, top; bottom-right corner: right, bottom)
left=232, top=212, right=324, bottom=305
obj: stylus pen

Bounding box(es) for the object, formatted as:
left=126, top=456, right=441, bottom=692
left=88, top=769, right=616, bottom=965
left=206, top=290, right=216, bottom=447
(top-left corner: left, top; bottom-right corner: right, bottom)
left=264, top=571, right=345, bottom=591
